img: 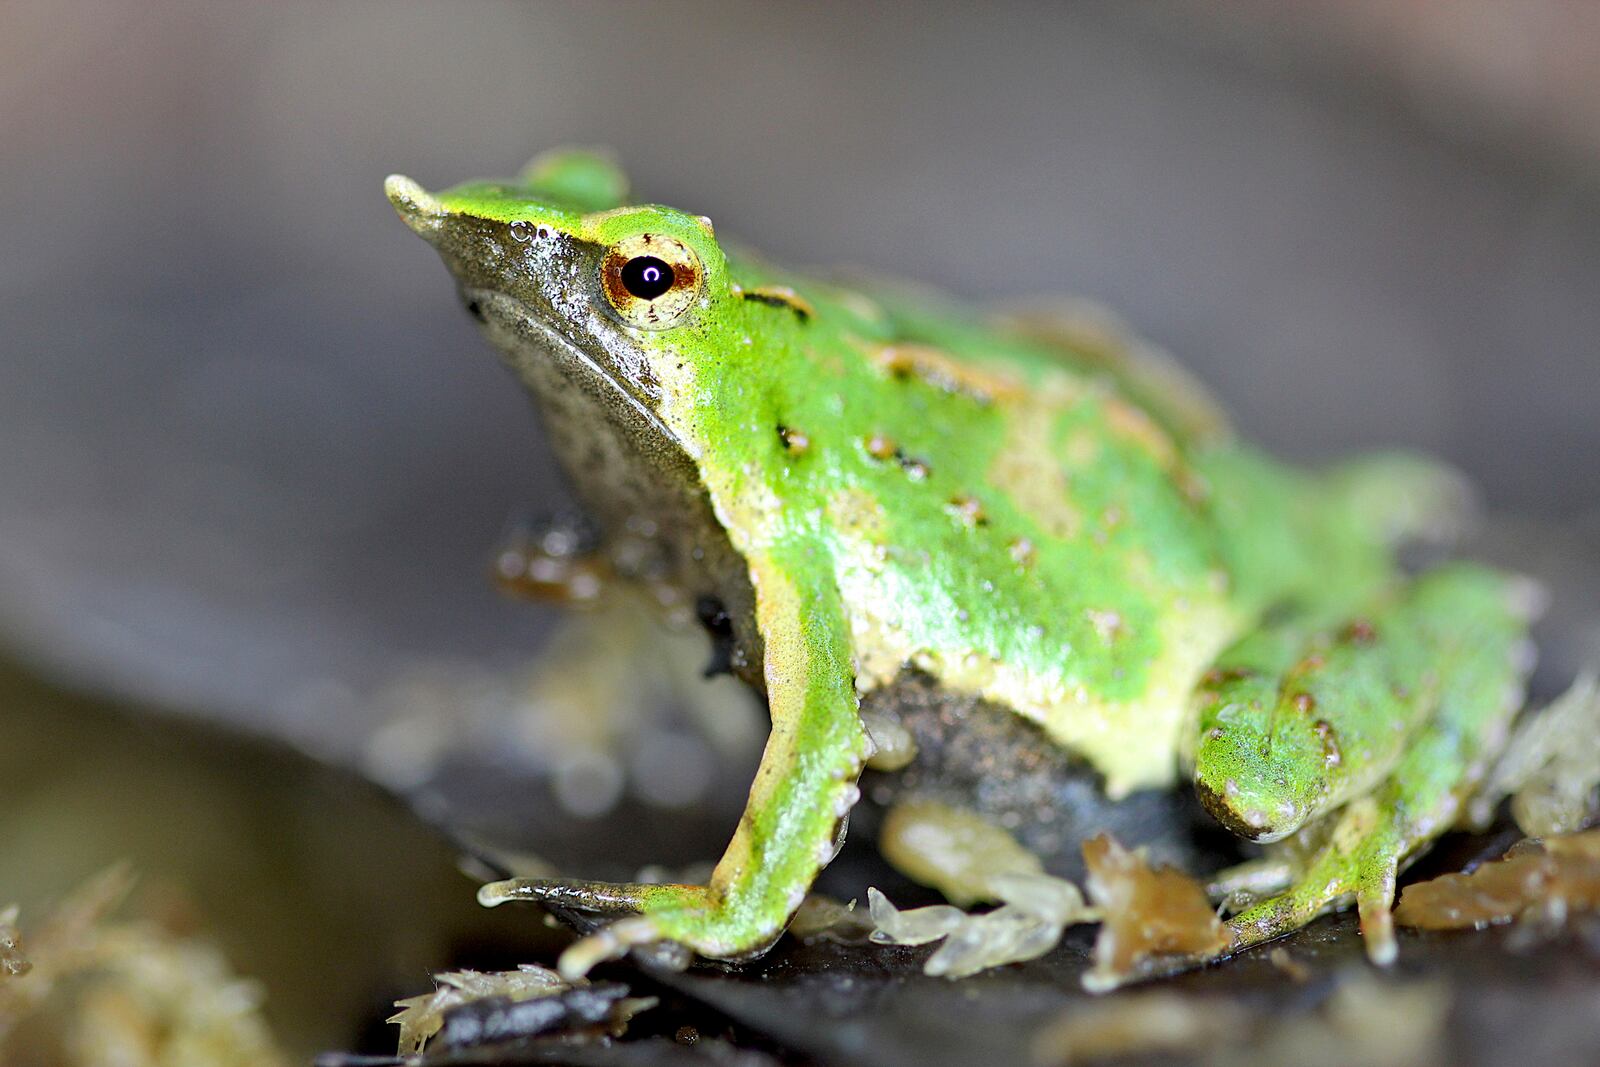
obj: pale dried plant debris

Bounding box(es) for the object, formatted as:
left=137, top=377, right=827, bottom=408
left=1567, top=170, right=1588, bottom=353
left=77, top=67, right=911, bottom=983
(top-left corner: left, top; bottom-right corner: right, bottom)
left=868, top=871, right=1096, bottom=979
left=1, top=863, right=138, bottom=1037
left=869, top=833, right=1228, bottom=984
left=867, top=889, right=967, bottom=947
left=1268, top=946, right=1311, bottom=983
left=1473, top=671, right=1600, bottom=835
left=0, top=906, right=29, bottom=978
left=1031, top=975, right=1448, bottom=1067
left=1030, top=991, right=1246, bottom=1065
left=0, top=865, right=289, bottom=1066
left=391, top=965, right=570, bottom=1054
left=68, top=924, right=287, bottom=1067
left=390, top=964, right=655, bottom=1055
left=1211, top=976, right=1450, bottom=1067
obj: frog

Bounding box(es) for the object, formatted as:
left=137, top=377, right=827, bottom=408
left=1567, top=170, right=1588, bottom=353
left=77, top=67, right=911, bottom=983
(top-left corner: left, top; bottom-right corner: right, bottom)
left=385, top=148, right=1537, bottom=979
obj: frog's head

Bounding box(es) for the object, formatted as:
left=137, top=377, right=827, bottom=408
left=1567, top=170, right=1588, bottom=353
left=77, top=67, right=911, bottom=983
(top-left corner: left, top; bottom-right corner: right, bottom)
left=1191, top=711, right=1330, bottom=844
left=386, top=149, right=735, bottom=461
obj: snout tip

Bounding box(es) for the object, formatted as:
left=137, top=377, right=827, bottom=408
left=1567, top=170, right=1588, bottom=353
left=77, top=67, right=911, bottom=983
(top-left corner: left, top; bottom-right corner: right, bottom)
left=1194, top=773, right=1304, bottom=844
left=384, top=173, right=445, bottom=235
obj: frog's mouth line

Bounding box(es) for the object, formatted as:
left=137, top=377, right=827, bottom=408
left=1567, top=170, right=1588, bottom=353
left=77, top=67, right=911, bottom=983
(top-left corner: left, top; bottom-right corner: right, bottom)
left=465, top=286, right=685, bottom=452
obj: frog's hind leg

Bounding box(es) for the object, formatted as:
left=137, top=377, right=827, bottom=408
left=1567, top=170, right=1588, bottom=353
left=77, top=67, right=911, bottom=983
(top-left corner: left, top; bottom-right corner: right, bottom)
left=1193, top=563, right=1537, bottom=964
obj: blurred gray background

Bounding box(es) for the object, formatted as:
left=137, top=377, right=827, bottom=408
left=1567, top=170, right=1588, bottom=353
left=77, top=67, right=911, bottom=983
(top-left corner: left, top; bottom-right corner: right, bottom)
left=2, top=1, right=1597, bottom=752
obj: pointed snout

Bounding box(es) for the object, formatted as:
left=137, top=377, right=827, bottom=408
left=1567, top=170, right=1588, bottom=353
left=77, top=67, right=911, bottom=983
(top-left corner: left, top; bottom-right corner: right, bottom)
left=384, top=174, right=446, bottom=238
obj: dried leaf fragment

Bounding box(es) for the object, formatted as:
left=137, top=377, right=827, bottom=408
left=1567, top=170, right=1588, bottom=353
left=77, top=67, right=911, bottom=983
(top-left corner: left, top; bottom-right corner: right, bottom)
left=1394, top=830, right=1600, bottom=930
left=1081, top=833, right=1230, bottom=993
left=1472, top=671, right=1600, bottom=836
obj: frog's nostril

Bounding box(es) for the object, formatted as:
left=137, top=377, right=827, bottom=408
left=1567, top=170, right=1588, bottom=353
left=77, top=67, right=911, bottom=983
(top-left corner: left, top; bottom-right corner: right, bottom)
left=464, top=298, right=486, bottom=323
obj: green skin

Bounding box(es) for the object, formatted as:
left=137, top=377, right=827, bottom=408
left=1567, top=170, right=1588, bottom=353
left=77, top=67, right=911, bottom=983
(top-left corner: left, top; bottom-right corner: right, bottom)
left=387, top=150, right=1534, bottom=971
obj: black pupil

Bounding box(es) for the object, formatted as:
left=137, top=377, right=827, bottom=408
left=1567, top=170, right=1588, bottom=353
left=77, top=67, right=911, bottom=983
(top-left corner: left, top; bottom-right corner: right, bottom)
left=621, top=255, right=675, bottom=300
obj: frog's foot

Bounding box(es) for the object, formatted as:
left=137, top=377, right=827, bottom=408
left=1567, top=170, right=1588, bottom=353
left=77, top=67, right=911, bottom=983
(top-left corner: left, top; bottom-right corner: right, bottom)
left=1225, top=798, right=1406, bottom=964
left=480, top=878, right=744, bottom=980
left=1196, top=564, right=1537, bottom=965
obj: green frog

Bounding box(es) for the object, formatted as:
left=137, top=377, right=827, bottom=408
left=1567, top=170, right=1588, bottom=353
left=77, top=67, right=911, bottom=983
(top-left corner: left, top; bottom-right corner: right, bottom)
left=386, top=149, right=1535, bottom=978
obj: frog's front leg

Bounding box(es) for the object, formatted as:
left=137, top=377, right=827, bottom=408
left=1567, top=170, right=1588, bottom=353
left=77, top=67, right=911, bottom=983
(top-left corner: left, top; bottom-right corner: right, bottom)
left=1191, top=564, right=1536, bottom=964
left=481, top=551, right=870, bottom=976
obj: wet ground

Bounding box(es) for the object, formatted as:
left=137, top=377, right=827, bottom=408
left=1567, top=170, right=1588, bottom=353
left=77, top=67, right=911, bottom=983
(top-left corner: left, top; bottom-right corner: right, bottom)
left=7, top=645, right=1600, bottom=1066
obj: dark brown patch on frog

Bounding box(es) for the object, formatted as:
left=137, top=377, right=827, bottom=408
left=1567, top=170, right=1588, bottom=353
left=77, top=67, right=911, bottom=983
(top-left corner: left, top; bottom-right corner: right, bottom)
left=1288, top=654, right=1327, bottom=681
left=742, top=285, right=814, bottom=321
left=1194, top=776, right=1271, bottom=842
left=870, top=343, right=1015, bottom=406
left=1176, top=469, right=1211, bottom=507
left=1312, top=718, right=1342, bottom=767
left=776, top=424, right=811, bottom=455
left=947, top=494, right=988, bottom=527
left=1201, top=666, right=1252, bottom=687
left=881, top=349, right=917, bottom=381
left=860, top=431, right=930, bottom=480
left=864, top=432, right=898, bottom=461
left=1341, top=618, right=1378, bottom=645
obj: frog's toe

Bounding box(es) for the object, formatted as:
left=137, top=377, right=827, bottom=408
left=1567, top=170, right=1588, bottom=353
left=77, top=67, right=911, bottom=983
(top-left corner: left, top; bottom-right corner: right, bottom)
left=1354, top=851, right=1402, bottom=966
left=476, top=878, right=688, bottom=978
left=555, top=915, right=669, bottom=981
left=479, top=876, right=659, bottom=915
left=1358, top=897, right=1399, bottom=966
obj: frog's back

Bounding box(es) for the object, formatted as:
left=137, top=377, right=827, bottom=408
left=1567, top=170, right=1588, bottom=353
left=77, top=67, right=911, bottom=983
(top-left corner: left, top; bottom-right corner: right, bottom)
left=680, top=244, right=1434, bottom=793
left=710, top=259, right=1256, bottom=793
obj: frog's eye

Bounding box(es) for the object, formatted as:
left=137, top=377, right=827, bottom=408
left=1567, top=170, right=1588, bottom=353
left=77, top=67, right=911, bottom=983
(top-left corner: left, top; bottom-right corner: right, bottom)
left=600, top=234, right=702, bottom=329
